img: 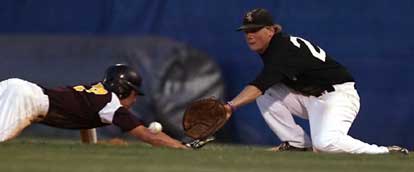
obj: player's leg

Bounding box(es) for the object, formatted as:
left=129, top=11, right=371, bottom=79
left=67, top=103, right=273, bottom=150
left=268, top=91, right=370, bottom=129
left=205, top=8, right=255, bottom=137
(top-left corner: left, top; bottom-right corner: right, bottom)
left=306, top=82, right=388, bottom=154
left=80, top=128, right=97, bottom=144
left=0, top=78, right=49, bottom=141
left=257, top=83, right=312, bottom=149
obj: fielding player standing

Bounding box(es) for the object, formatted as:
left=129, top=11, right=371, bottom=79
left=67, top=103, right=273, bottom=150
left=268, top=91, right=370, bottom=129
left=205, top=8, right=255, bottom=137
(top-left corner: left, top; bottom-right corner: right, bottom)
left=224, top=8, right=408, bottom=154
left=0, top=64, right=187, bottom=149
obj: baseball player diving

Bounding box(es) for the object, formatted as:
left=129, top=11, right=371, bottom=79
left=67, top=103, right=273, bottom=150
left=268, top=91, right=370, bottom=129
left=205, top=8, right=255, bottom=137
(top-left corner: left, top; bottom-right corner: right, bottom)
left=223, top=8, right=408, bottom=154
left=0, top=64, right=191, bottom=149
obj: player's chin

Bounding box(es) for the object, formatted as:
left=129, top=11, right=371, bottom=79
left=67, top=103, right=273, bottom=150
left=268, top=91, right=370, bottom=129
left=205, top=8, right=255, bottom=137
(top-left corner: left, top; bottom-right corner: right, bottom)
left=123, top=104, right=131, bottom=109
left=124, top=102, right=137, bottom=109
left=248, top=44, right=261, bottom=52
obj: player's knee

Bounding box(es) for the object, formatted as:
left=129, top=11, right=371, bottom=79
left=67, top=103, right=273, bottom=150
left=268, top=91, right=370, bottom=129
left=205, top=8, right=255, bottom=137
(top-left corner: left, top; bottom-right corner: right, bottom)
left=312, top=137, right=329, bottom=151
left=312, top=134, right=338, bottom=152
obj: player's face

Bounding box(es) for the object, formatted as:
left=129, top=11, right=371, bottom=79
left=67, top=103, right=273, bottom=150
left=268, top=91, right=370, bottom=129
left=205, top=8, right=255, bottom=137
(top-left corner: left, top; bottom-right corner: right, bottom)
left=244, top=26, right=274, bottom=54
left=120, top=91, right=139, bottom=109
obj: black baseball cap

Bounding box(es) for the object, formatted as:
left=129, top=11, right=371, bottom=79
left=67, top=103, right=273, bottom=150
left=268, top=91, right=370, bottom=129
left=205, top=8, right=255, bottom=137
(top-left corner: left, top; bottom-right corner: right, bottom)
left=237, top=8, right=275, bottom=32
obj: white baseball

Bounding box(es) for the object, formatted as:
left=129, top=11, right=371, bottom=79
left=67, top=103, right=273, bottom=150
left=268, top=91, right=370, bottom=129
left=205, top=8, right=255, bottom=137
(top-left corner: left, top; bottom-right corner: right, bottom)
left=148, top=122, right=162, bottom=134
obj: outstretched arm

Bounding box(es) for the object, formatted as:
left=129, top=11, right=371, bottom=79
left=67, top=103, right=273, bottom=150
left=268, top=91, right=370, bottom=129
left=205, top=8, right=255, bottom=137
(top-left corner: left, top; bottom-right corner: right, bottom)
left=225, top=85, right=262, bottom=118
left=128, top=125, right=188, bottom=149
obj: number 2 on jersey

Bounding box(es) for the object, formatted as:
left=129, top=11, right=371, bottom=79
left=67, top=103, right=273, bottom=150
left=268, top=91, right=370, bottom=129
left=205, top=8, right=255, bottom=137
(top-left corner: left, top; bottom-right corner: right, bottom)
left=290, top=36, right=326, bottom=62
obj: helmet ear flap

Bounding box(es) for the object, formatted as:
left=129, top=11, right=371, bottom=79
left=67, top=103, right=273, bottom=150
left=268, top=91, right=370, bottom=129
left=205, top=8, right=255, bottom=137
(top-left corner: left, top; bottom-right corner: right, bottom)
left=117, top=80, right=132, bottom=99
left=104, top=79, right=131, bottom=99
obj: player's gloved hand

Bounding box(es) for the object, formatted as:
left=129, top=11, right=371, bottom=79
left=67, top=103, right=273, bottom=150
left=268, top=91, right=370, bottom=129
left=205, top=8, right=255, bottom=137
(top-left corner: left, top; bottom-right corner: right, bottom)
left=184, top=136, right=215, bottom=149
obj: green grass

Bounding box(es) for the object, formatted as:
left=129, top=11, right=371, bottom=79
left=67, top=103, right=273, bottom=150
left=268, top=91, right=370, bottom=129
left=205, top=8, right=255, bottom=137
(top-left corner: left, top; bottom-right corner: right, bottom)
left=0, top=139, right=413, bottom=172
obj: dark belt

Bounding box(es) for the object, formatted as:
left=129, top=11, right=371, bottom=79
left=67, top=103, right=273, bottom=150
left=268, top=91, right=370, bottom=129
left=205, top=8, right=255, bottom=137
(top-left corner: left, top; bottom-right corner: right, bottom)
left=297, top=83, right=354, bottom=97
left=310, top=85, right=335, bottom=97
left=313, top=85, right=335, bottom=97
left=325, top=83, right=357, bottom=94
left=326, top=85, right=335, bottom=93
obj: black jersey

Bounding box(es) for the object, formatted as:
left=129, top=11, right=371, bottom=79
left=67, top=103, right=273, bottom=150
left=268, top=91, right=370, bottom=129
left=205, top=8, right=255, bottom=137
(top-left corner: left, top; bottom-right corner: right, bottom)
left=250, top=32, right=354, bottom=96
left=40, top=82, right=143, bottom=132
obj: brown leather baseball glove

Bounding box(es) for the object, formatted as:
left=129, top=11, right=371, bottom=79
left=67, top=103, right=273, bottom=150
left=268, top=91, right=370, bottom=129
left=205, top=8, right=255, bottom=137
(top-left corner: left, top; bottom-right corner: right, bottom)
left=183, top=98, right=228, bottom=140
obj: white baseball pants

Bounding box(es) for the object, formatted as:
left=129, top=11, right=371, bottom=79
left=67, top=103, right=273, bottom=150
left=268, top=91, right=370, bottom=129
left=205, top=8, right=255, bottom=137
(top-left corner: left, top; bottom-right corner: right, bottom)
left=257, top=82, right=389, bottom=154
left=0, top=78, right=49, bottom=141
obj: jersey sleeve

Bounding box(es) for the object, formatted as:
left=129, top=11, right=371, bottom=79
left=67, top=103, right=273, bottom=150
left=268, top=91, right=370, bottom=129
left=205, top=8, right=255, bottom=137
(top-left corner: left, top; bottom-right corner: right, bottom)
left=112, top=107, right=143, bottom=132
left=98, top=92, right=143, bottom=132
left=249, top=64, right=285, bottom=93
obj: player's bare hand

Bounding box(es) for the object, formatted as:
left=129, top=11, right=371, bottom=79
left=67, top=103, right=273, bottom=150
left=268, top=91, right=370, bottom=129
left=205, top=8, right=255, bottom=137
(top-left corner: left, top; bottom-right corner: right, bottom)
left=224, top=104, right=233, bottom=120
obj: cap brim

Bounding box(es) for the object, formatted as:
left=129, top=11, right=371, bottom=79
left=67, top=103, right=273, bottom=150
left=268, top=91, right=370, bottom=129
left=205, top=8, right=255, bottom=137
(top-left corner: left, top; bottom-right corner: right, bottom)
left=236, top=24, right=265, bottom=31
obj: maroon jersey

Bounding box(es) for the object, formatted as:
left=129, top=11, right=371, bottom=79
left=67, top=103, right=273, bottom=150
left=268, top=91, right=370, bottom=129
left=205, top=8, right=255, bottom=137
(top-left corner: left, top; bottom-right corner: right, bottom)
left=40, top=82, right=143, bottom=132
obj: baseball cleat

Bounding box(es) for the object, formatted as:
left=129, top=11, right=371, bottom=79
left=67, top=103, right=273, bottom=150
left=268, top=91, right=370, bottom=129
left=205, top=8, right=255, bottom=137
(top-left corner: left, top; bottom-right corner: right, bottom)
left=269, top=142, right=311, bottom=152
left=387, top=146, right=409, bottom=155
